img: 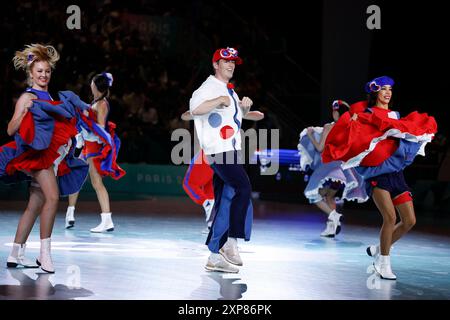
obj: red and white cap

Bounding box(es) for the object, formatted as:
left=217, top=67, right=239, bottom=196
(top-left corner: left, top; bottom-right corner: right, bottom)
left=212, top=47, right=243, bottom=65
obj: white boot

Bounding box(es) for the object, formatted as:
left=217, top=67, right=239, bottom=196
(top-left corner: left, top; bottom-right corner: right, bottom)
left=328, top=210, right=343, bottom=235
left=202, top=199, right=215, bottom=223
left=202, top=221, right=212, bottom=235
left=36, top=238, right=55, bottom=273
left=367, top=244, right=394, bottom=259
left=201, top=199, right=214, bottom=234
left=65, top=206, right=75, bottom=229
left=7, top=243, right=38, bottom=268
left=75, top=133, right=84, bottom=149
left=90, top=213, right=114, bottom=233
left=373, top=254, right=397, bottom=280
left=320, top=220, right=336, bottom=237
left=74, top=133, right=84, bottom=158
left=366, top=244, right=380, bottom=258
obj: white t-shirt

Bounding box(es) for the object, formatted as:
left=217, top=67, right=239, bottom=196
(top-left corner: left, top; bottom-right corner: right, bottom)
left=189, top=75, right=243, bottom=155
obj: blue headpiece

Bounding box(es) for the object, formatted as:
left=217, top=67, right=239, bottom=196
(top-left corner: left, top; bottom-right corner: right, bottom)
left=102, top=72, right=113, bottom=87
left=365, top=76, right=394, bottom=93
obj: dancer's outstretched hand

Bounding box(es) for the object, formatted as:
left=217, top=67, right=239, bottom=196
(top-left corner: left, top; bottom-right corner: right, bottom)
left=239, top=97, right=253, bottom=109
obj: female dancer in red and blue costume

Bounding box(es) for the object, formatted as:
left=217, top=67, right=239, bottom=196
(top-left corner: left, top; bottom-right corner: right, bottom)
left=65, top=72, right=126, bottom=232
left=298, top=100, right=368, bottom=237
left=0, top=44, right=89, bottom=273
left=322, top=76, right=437, bottom=280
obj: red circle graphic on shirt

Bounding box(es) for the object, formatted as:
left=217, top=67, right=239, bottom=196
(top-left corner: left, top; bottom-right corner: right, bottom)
left=220, top=125, right=235, bottom=139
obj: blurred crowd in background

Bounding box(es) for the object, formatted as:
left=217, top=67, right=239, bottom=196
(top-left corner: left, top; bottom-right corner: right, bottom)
left=0, top=0, right=447, bottom=193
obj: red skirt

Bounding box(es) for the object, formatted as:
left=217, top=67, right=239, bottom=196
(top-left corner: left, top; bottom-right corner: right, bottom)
left=6, top=113, right=77, bottom=175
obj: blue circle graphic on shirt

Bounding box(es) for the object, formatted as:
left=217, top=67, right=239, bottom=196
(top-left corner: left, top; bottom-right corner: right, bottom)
left=208, top=112, right=222, bottom=128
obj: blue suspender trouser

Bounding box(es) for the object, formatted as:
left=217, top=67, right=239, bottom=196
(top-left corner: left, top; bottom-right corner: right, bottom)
left=205, top=150, right=253, bottom=253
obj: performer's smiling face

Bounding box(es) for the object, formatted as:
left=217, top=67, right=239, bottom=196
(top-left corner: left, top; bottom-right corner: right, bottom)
left=377, top=85, right=392, bottom=105
left=30, top=61, right=51, bottom=89
left=214, top=59, right=235, bottom=82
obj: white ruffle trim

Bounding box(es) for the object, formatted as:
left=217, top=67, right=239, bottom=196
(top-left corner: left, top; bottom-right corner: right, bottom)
left=304, top=176, right=369, bottom=204
left=341, top=128, right=434, bottom=170
left=297, top=126, right=323, bottom=171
